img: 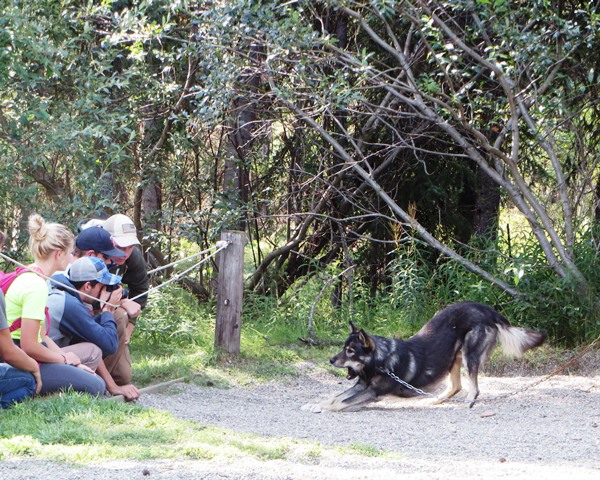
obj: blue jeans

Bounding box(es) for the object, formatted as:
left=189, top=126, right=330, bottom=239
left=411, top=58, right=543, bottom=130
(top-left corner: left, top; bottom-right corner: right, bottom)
left=39, top=363, right=106, bottom=396
left=0, top=363, right=36, bottom=409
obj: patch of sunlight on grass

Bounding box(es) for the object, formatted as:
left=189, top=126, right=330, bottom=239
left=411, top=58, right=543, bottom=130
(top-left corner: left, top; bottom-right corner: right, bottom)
left=1, top=392, right=399, bottom=466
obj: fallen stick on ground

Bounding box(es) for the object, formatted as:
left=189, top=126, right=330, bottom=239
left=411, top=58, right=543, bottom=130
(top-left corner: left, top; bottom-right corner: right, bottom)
left=105, top=377, right=186, bottom=402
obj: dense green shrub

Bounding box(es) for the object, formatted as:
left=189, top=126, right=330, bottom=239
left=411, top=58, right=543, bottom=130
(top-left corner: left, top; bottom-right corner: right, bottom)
left=134, top=285, right=215, bottom=354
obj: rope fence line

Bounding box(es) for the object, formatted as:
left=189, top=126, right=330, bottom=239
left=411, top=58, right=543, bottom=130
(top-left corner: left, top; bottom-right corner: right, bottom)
left=146, top=241, right=228, bottom=275
left=0, top=251, right=108, bottom=303
left=0, top=240, right=228, bottom=308
left=127, top=241, right=228, bottom=304
left=106, top=376, right=186, bottom=402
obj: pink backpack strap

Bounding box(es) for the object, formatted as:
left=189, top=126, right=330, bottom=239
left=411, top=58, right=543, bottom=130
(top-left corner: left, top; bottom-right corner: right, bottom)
left=9, top=318, right=22, bottom=332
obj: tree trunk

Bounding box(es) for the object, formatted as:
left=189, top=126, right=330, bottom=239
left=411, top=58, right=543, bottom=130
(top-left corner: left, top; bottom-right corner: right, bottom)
left=473, top=165, right=500, bottom=238
left=142, top=182, right=162, bottom=231
left=222, top=45, right=265, bottom=232
left=595, top=175, right=600, bottom=224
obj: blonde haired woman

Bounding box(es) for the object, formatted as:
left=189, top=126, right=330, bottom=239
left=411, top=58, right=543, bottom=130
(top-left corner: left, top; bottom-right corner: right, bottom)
left=5, top=214, right=105, bottom=396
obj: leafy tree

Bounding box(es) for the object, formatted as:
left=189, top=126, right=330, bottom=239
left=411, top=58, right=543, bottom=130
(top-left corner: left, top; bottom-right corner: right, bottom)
left=233, top=0, right=600, bottom=299
left=1, top=0, right=599, bottom=340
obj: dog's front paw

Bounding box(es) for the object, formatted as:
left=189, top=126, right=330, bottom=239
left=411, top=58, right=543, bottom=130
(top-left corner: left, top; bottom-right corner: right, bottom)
left=300, top=402, right=324, bottom=413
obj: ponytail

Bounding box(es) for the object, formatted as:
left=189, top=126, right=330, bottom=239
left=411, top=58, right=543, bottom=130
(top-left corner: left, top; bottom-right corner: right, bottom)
left=28, top=214, right=73, bottom=261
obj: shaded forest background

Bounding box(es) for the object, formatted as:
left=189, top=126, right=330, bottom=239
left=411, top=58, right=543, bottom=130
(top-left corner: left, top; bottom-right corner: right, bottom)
left=1, top=0, right=599, bottom=344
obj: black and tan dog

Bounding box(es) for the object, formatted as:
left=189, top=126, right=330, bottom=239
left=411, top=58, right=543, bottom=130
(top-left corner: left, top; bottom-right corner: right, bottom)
left=303, top=301, right=546, bottom=412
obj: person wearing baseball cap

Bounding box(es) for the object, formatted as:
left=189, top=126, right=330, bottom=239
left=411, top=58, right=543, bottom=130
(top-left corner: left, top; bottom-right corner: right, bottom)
left=47, top=257, right=140, bottom=401
left=74, top=226, right=126, bottom=262
left=99, top=214, right=148, bottom=388
left=48, top=257, right=122, bottom=355
left=68, top=255, right=123, bottom=286
left=103, top=214, right=141, bottom=248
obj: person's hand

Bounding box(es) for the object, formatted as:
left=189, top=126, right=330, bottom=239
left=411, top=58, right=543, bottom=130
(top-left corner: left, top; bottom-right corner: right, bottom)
left=75, top=364, right=95, bottom=375
left=109, top=383, right=140, bottom=402
left=125, top=322, right=135, bottom=345
left=120, top=299, right=141, bottom=319
left=32, top=368, right=42, bottom=394
left=107, top=286, right=123, bottom=306
left=64, top=351, right=81, bottom=366
left=101, top=286, right=123, bottom=313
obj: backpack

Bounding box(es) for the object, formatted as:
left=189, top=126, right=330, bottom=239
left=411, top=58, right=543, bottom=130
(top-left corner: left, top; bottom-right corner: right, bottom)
left=0, top=266, right=50, bottom=334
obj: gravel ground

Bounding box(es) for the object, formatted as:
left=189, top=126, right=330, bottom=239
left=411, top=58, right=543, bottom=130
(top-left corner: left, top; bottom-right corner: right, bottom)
left=1, top=356, right=599, bottom=479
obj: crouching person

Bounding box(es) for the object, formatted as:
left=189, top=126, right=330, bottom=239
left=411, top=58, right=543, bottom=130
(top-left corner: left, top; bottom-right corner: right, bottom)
left=0, top=291, right=41, bottom=408
left=7, top=214, right=105, bottom=397
left=47, top=257, right=140, bottom=401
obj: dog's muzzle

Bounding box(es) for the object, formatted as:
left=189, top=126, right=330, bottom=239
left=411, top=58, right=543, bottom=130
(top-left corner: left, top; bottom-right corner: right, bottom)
left=330, top=356, right=358, bottom=380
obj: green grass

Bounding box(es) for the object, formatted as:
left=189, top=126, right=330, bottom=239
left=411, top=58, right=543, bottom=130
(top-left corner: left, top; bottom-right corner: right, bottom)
left=0, top=378, right=393, bottom=466
left=0, top=391, right=336, bottom=464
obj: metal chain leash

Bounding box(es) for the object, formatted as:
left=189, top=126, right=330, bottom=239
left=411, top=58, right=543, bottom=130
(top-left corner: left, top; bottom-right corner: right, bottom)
left=377, top=367, right=435, bottom=397
left=378, top=368, right=473, bottom=405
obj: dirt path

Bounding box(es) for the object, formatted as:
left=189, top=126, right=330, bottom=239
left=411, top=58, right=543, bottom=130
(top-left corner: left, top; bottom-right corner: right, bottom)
left=139, top=363, right=600, bottom=478
left=3, top=360, right=598, bottom=479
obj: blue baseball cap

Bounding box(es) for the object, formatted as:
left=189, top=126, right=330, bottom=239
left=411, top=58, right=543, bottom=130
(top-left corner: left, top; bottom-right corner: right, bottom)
left=68, top=256, right=122, bottom=285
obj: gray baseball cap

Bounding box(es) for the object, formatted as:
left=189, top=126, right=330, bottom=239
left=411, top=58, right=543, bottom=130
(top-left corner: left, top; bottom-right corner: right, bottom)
left=68, top=257, right=122, bottom=285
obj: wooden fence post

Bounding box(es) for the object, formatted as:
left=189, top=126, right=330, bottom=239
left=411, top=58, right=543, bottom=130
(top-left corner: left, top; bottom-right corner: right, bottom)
left=215, top=230, right=245, bottom=355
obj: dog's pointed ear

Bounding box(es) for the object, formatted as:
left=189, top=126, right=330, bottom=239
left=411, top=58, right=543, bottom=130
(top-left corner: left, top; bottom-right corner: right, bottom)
left=358, top=329, right=376, bottom=352
left=349, top=322, right=359, bottom=334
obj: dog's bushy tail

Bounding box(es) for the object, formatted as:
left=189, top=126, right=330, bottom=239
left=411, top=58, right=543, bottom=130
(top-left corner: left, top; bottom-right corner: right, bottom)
left=497, top=325, right=547, bottom=357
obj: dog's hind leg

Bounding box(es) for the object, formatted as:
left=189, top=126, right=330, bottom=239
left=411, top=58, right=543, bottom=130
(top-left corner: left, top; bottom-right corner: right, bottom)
left=433, top=351, right=463, bottom=405
left=464, top=366, right=480, bottom=408
left=463, top=327, right=497, bottom=407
